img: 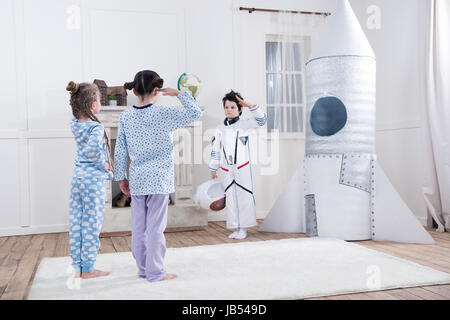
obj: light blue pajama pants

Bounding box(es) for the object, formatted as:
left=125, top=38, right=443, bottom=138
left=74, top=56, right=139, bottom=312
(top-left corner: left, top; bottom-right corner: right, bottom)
left=69, top=175, right=106, bottom=273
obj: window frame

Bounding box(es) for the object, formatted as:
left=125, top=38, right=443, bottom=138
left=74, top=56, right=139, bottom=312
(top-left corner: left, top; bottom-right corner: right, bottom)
left=264, top=34, right=308, bottom=140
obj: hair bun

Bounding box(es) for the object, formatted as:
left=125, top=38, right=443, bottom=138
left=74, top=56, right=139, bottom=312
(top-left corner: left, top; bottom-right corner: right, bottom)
left=152, top=77, right=164, bottom=89
left=123, top=81, right=135, bottom=90
left=66, top=81, right=80, bottom=95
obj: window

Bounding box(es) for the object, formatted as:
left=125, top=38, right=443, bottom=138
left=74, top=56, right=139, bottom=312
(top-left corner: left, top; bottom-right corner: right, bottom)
left=265, top=36, right=307, bottom=137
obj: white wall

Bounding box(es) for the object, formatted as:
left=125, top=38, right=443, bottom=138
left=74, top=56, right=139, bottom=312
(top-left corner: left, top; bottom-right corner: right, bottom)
left=349, top=0, right=428, bottom=225
left=0, top=0, right=429, bottom=236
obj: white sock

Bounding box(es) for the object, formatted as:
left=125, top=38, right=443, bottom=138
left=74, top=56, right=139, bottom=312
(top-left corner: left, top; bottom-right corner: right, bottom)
left=234, top=228, right=247, bottom=240
left=228, top=229, right=239, bottom=239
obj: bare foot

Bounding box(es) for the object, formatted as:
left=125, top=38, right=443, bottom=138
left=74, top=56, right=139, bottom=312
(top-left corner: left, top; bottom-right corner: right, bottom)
left=160, top=273, right=177, bottom=281
left=81, top=269, right=110, bottom=279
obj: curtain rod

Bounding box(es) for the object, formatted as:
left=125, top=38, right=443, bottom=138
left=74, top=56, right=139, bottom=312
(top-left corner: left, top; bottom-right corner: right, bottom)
left=239, top=7, right=331, bottom=16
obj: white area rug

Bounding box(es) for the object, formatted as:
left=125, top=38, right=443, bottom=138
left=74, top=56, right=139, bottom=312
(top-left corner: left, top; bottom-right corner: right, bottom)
left=28, top=238, right=450, bottom=300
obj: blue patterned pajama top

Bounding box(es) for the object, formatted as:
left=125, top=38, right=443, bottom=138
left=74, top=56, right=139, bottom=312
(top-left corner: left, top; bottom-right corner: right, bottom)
left=113, top=92, right=202, bottom=195
left=70, top=118, right=113, bottom=180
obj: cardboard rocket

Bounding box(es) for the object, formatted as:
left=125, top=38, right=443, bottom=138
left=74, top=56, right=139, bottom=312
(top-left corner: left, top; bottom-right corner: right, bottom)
left=260, top=0, right=434, bottom=244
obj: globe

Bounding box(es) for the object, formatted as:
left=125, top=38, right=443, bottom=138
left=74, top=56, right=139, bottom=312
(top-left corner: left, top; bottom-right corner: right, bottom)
left=177, top=73, right=202, bottom=98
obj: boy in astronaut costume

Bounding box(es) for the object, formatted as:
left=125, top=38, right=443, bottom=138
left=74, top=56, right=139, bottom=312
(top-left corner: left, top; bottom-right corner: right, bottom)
left=209, top=91, right=267, bottom=239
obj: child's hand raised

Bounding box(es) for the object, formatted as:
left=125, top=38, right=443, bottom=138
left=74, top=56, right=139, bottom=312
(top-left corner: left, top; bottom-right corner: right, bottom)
left=160, top=88, right=181, bottom=97
left=235, top=95, right=254, bottom=109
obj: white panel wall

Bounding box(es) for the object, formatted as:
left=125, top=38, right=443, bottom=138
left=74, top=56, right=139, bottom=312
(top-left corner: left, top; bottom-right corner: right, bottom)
left=376, top=128, right=427, bottom=225
left=0, top=0, right=83, bottom=236
left=0, top=0, right=429, bottom=235
left=0, top=141, right=21, bottom=229
left=0, top=0, right=20, bottom=131
left=80, top=0, right=188, bottom=107
left=350, top=0, right=424, bottom=128
left=0, top=0, right=27, bottom=236
left=349, top=0, right=428, bottom=224
left=88, top=10, right=179, bottom=80
left=24, top=0, right=83, bottom=132
left=28, top=139, right=75, bottom=227
left=82, top=2, right=185, bottom=106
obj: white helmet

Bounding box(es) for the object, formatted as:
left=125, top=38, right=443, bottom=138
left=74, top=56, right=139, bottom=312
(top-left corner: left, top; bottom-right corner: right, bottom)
left=194, top=180, right=225, bottom=211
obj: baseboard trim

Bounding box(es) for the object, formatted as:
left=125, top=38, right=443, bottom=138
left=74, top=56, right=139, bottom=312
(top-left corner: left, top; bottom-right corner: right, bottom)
left=99, top=226, right=206, bottom=238
left=207, top=210, right=268, bottom=222
left=0, top=224, right=69, bottom=237
left=0, top=213, right=428, bottom=237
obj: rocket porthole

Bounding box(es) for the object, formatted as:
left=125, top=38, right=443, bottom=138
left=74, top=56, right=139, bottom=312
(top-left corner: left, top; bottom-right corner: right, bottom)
left=310, top=97, right=347, bottom=136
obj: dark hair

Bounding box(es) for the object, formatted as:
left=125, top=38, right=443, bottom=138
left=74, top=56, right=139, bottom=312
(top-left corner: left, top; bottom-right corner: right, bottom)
left=222, top=90, right=243, bottom=116
left=124, top=70, right=164, bottom=97
left=66, top=81, right=112, bottom=165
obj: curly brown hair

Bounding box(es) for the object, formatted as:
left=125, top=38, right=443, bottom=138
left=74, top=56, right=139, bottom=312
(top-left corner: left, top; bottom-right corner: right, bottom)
left=66, top=81, right=112, bottom=166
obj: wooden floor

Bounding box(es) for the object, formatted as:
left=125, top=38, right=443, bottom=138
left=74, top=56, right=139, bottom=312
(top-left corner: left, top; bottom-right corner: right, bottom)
left=0, top=220, right=449, bottom=300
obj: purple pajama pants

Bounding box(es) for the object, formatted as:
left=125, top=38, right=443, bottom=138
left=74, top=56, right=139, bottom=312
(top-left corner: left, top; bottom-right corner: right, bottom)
left=131, top=194, right=169, bottom=282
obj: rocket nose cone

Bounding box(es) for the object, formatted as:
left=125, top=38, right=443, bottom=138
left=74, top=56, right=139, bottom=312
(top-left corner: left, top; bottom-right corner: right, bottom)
left=308, top=0, right=375, bottom=62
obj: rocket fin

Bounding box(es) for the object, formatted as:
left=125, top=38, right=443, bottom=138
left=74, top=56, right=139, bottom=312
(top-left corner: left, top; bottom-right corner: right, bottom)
left=373, top=163, right=435, bottom=244
left=259, top=162, right=305, bottom=233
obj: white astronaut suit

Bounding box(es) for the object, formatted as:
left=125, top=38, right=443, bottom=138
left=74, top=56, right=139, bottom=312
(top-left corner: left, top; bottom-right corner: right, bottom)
left=209, top=105, right=267, bottom=231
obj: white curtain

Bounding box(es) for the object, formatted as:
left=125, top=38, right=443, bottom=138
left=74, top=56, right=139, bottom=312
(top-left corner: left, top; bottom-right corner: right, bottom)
left=266, top=11, right=325, bottom=133
left=423, top=0, right=450, bottom=232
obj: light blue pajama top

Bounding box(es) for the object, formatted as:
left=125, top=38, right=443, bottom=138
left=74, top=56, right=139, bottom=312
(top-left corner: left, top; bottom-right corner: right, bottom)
left=113, top=92, right=202, bottom=196
left=71, top=118, right=113, bottom=180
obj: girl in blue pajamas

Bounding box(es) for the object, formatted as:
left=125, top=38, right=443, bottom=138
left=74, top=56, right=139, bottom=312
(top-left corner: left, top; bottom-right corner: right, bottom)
left=66, top=81, right=113, bottom=279
left=114, top=70, right=202, bottom=282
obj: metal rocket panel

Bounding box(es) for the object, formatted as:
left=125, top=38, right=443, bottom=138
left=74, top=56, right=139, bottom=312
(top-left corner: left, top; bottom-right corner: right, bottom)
left=305, top=194, right=318, bottom=237
left=339, top=154, right=373, bottom=193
